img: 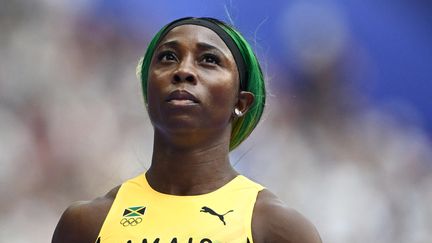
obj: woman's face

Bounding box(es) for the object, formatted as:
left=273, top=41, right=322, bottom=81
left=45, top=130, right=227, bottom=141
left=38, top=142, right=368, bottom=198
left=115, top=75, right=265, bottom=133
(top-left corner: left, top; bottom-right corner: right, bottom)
left=147, top=24, right=240, bottom=135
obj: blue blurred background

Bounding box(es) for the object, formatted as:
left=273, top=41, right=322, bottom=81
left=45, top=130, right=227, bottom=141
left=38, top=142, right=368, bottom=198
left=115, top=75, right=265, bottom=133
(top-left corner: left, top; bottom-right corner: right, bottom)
left=0, top=1, right=431, bottom=242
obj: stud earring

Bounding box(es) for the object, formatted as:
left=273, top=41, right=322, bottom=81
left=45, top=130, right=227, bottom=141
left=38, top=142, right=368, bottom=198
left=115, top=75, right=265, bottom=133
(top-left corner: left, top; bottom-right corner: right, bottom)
left=234, top=108, right=243, bottom=117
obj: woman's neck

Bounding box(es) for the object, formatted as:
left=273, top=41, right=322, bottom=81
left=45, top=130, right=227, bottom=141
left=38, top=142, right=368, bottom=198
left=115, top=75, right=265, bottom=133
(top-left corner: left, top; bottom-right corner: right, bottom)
left=146, top=129, right=237, bottom=195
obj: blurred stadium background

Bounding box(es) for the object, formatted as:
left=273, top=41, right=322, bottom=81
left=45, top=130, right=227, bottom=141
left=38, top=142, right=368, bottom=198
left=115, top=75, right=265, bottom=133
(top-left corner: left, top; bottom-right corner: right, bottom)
left=1, top=0, right=431, bottom=242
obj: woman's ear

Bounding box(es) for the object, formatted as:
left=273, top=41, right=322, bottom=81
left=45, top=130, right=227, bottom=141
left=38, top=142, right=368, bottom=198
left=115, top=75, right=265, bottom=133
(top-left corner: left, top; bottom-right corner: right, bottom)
left=234, top=91, right=255, bottom=117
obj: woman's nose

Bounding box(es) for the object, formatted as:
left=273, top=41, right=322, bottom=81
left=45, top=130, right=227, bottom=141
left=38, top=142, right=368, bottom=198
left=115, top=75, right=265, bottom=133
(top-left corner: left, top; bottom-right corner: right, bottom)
left=172, top=56, right=197, bottom=84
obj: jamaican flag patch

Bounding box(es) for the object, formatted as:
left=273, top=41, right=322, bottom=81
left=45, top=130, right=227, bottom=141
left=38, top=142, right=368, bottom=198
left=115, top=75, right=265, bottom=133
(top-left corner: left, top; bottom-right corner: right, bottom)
left=120, top=206, right=145, bottom=227
left=123, top=206, right=146, bottom=217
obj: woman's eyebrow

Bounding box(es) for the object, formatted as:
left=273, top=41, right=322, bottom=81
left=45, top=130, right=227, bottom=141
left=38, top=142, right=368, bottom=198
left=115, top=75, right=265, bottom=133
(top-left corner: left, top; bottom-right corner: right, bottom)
left=157, top=40, right=179, bottom=50
left=196, top=42, right=228, bottom=58
left=157, top=40, right=228, bottom=59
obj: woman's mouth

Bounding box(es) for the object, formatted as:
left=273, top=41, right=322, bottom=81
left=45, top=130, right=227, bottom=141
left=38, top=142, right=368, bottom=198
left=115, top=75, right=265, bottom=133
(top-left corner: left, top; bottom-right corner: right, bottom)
left=166, top=90, right=199, bottom=105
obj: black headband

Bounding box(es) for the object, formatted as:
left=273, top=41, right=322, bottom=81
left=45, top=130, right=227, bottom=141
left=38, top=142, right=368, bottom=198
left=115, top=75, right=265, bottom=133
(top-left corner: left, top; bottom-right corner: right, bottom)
left=156, top=17, right=247, bottom=90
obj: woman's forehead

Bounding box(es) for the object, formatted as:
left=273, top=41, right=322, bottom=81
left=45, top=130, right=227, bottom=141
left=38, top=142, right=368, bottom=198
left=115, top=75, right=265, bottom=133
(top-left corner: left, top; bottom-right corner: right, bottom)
left=158, top=25, right=232, bottom=55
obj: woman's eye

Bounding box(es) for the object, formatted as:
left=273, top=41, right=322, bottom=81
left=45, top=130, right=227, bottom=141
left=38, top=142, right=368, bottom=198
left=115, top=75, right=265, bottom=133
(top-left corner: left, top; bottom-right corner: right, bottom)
left=158, top=51, right=177, bottom=62
left=202, top=54, right=220, bottom=65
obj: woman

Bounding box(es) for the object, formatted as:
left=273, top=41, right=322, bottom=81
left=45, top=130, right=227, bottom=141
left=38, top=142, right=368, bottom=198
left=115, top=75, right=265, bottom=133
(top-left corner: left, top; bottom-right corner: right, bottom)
left=52, top=17, right=322, bottom=243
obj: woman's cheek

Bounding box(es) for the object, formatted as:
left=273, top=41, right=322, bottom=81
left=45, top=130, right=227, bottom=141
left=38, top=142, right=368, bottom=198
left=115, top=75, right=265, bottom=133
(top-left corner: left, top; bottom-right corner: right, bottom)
left=207, top=85, right=237, bottom=119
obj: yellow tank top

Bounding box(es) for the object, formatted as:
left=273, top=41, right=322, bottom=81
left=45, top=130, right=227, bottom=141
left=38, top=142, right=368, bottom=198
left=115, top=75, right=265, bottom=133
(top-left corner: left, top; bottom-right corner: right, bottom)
left=96, top=174, right=264, bottom=243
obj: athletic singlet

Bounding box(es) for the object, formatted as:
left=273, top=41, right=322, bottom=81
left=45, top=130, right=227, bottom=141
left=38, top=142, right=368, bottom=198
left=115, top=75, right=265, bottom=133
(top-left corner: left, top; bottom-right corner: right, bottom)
left=96, top=174, right=264, bottom=243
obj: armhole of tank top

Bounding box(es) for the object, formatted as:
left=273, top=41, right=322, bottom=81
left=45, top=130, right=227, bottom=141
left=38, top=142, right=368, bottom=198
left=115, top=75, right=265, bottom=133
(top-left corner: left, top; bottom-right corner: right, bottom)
left=246, top=183, right=265, bottom=243
left=95, top=183, right=126, bottom=241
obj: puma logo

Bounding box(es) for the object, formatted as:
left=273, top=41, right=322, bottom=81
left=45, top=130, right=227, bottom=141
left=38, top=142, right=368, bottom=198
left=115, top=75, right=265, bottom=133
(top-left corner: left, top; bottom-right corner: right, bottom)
left=200, top=206, right=233, bottom=225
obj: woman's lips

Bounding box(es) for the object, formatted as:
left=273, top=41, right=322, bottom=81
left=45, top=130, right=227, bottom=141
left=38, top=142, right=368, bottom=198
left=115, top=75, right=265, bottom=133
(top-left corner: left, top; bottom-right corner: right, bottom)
left=166, top=90, right=199, bottom=105
left=168, top=99, right=196, bottom=105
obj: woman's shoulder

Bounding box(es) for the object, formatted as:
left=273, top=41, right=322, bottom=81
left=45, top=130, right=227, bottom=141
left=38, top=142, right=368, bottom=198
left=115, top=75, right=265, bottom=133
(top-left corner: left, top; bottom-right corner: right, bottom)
left=52, top=186, right=120, bottom=243
left=252, top=189, right=322, bottom=243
